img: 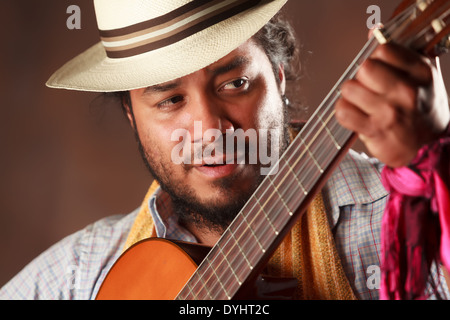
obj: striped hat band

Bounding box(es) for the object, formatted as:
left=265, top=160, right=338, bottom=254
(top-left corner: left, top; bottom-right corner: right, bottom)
left=100, top=0, right=262, bottom=58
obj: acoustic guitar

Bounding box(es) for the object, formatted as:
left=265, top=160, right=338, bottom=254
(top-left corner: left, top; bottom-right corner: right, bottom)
left=96, top=0, right=450, bottom=300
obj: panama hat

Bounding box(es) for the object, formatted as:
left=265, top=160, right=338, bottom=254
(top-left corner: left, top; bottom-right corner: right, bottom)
left=46, top=0, right=287, bottom=92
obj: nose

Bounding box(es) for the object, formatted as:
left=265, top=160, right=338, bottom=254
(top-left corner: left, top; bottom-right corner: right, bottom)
left=189, top=92, right=234, bottom=143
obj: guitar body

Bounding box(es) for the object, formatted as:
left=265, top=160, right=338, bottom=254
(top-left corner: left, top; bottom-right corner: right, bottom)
left=96, top=237, right=298, bottom=300
left=96, top=238, right=210, bottom=300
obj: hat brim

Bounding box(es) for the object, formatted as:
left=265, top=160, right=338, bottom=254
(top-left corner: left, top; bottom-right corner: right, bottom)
left=46, top=0, right=287, bottom=92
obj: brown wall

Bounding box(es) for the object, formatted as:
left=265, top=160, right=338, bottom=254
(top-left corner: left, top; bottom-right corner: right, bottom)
left=1, top=0, right=449, bottom=288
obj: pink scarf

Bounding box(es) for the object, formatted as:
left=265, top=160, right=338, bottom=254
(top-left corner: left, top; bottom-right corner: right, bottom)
left=380, top=128, right=450, bottom=299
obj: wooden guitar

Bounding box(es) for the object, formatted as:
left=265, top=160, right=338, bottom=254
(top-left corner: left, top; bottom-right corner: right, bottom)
left=96, top=0, right=450, bottom=300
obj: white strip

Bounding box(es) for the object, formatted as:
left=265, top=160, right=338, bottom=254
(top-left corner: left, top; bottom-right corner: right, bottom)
left=102, top=0, right=240, bottom=48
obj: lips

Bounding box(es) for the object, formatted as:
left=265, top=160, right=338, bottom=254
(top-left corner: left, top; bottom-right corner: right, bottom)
left=194, top=162, right=240, bottom=179
left=187, top=143, right=249, bottom=180
left=190, top=151, right=245, bottom=178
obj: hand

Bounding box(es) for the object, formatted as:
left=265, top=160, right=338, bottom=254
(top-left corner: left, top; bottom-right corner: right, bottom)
left=335, top=43, right=450, bottom=168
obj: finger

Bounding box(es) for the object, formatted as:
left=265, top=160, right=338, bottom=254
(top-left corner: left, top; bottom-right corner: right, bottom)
left=370, top=43, right=432, bottom=85
left=356, top=58, right=417, bottom=109
left=340, top=79, right=398, bottom=121
left=335, top=97, right=373, bottom=137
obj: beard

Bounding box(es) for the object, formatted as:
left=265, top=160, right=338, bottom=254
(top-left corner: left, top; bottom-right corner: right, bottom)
left=131, top=108, right=290, bottom=233
left=164, top=163, right=264, bottom=234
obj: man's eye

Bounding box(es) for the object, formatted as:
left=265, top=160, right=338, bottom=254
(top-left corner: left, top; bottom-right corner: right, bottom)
left=158, top=95, right=184, bottom=108
left=221, top=78, right=249, bottom=91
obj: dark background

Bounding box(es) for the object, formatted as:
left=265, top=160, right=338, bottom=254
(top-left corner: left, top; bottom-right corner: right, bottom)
left=1, top=1, right=449, bottom=287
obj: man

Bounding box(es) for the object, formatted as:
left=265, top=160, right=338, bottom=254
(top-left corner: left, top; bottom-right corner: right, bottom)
left=1, top=0, right=449, bottom=300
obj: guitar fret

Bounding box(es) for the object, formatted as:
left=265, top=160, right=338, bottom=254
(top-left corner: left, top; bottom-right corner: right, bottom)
left=184, top=280, right=198, bottom=300
left=265, top=174, right=297, bottom=229
left=254, top=192, right=279, bottom=236
left=217, top=244, right=242, bottom=286
left=317, top=112, right=342, bottom=150
left=176, top=286, right=188, bottom=300
left=244, top=214, right=266, bottom=253
left=283, top=159, right=308, bottom=196
left=197, top=237, right=247, bottom=300
left=205, top=255, right=231, bottom=300
left=229, top=230, right=254, bottom=271
left=299, top=136, right=324, bottom=173
left=183, top=266, right=211, bottom=300
left=305, top=112, right=345, bottom=171
left=197, top=270, right=214, bottom=299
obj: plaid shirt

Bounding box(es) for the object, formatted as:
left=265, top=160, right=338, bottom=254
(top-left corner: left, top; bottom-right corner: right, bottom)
left=1, top=150, right=448, bottom=300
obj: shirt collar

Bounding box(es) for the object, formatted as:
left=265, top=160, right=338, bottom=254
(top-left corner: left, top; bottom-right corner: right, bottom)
left=147, top=187, right=197, bottom=242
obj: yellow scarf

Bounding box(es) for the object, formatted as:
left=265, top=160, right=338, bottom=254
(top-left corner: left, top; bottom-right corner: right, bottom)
left=123, top=180, right=356, bottom=300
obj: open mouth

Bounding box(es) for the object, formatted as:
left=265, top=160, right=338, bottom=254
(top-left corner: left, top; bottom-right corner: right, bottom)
left=194, top=162, right=240, bottom=179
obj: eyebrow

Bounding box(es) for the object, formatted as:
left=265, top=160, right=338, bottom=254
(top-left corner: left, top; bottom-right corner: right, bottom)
left=143, top=56, right=250, bottom=94
left=211, top=56, right=250, bottom=76
left=144, top=80, right=181, bottom=93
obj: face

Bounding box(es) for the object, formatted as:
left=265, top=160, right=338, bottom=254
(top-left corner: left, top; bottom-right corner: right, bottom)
left=127, top=39, right=289, bottom=231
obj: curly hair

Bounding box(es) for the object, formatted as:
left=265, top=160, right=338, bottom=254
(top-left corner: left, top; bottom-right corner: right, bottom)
left=253, top=12, right=304, bottom=119
left=254, top=13, right=301, bottom=85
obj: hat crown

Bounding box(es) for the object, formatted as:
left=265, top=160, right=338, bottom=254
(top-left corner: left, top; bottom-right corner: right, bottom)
left=94, top=0, right=194, bottom=30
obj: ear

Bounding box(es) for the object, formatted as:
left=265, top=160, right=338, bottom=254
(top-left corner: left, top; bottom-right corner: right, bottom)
left=278, top=63, right=286, bottom=96
left=123, top=95, right=136, bottom=130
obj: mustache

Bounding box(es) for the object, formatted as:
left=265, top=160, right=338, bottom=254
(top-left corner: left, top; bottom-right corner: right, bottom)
left=170, top=126, right=283, bottom=175
left=185, top=134, right=252, bottom=165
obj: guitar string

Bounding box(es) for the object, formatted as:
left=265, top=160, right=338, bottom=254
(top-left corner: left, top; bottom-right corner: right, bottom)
left=177, top=2, right=420, bottom=300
